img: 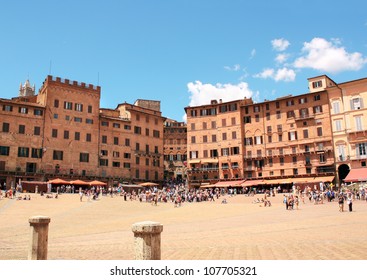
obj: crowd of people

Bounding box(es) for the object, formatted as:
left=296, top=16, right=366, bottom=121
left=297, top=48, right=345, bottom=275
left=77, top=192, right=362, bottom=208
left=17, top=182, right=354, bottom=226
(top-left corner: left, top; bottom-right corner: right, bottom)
left=1, top=179, right=366, bottom=214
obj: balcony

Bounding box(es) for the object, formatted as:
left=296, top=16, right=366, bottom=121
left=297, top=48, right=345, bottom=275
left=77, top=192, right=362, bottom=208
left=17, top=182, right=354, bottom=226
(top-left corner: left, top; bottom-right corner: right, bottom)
left=295, top=113, right=314, bottom=121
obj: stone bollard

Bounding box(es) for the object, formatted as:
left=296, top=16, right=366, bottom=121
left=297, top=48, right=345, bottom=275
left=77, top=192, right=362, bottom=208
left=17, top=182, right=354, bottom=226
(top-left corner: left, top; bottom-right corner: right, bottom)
left=28, top=216, right=51, bottom=260
left=132, top=221, right=163, bottom=260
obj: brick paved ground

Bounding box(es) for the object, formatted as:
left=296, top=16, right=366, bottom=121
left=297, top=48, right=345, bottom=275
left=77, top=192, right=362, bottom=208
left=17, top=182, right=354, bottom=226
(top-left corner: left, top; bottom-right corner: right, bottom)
left=0, top=192, right=366, bottom=260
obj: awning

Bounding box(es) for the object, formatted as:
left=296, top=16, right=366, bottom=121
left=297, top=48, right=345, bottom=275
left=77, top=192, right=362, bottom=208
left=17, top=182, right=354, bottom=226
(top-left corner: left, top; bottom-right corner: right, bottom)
left=189, top=159, right=201, bottom=164
left=344, top=168, right=367, bottom=182
left=312, top=176, right=335, bottom=183
left=263, top=178, right=292, bottom=185
left=241, top=180, right=264, bottom=187
left=201, top=158, right=219, bottom=163
left=47, top=178, right=70, bottom=184
left=214, top=180, right=245, bottom=187
left=89, top=180, right=107, bottom=186
left=289, top=177, right=314, bottom=184
left=70, top=179, right=89, bottom=185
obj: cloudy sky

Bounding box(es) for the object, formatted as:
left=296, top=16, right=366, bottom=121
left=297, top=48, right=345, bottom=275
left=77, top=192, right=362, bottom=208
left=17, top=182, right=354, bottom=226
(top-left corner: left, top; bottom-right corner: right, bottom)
left=1, top=0, right=367, bottom=121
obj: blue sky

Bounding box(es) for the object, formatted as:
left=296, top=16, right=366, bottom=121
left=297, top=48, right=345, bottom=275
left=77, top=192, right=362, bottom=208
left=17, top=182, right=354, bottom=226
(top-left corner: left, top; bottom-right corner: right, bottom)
left=1, top=0, right=367, bottom=122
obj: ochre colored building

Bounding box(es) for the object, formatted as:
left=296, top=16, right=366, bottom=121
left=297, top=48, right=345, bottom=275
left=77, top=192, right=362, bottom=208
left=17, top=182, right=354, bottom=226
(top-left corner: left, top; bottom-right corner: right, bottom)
left=185, top=75, right=367, bottom=188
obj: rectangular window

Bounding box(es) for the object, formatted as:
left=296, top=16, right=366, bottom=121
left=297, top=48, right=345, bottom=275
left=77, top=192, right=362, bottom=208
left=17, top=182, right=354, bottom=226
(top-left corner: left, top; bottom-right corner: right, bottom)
left=99, top=159, right=108, bottom=166
left=114, top=137, right=119, bottom=145
left=276, top=111, right=281, bottom=119
left=80, top=153, right=89, bottom=162
left=314, top=94, right=321, bottom=101
left=0, top=146, right=10, bottom=156
left=64, top=130, right=69, bottom=139
left=212, top=135, right=217, bottom=142
left=31, top=148, right=43, bottom=158
left=101, top=121, right=109, bottom=127
left=357, top=143, right=367, bottom=156
left=231, top=117, right=236, bottom=125
left=102, top=135, right=107, bottom=144
left=34, top=109, right=43, bottom=116
left=86, top=119, right=93, bottom=124
left=191, top=136, right=196, bottom=144
left=232, top=131, right=237, bottom=139
left=86, top=133, right=91, bottom=142
left=113, top=151, right=120, bottom=158
left=18, top=147, right=29, bottom=157
left=124, top=125, right=131, bottom=130
left=3, top=105, right=13, bottom=111
left=303, top=129, right=309, bottom=139
left=2, top=122, right=9, bottom=132
left=244, top=116, right=251, bottom=123
left=222, top=133, right=227, bottom=141
left=333, top=101, right=340, bottom=114
left=124, top=153, right=131, bottom=159
left=75, top=103, right=83, bottom=112
left=222, top=119, right=226, bottom=127
left=88, top=105, right=92, bottom=113
left=317, top=127, right=323, bottom=137
left=113, top=123, right=120, bottom=128
left=52, top=129, right=58, bottom=138
left=153, top=130, right=160, bottom=138
left=355, top=116, right=363, bottom=131
left=134, top=126, right=141, bottom=134
left=289, top=131, right=297, bottom=141
left=54, top=99, right=59, bottom=108
left=255, top=136, right=262, bottom=145
left=313, top=105, right=323, bottom=114
left=34, top=126, right=41, bottom=135
left=335, top=120, right=342, bottom=131
left=74, top=117, right=82, bottom=123
left=211, top=121, right=216, bottom=129
left=203, top=135, right=208, bottom=143
left=221, top=148, right=229, bottom=156
left=19, top=125, right=25, bottom=134
left=351, top=98, right=363, bottom=110
left=75, top=132, right=80, bottom=140
left=53, top=150, right=63, bottom=160
left=19, top=107, right=28, bottom=114
left=64, top=101, right=73, bottom=110
left=101, top=150, right=108, bottom=156
left=125, top=138, right=130, bottom=146
left=312, top=81, right=322, bottom=88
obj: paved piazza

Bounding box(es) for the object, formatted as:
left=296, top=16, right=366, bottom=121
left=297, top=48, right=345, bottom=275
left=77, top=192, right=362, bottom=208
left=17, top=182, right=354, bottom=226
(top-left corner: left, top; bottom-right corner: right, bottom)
left=0, top=192, right=366, bottom=260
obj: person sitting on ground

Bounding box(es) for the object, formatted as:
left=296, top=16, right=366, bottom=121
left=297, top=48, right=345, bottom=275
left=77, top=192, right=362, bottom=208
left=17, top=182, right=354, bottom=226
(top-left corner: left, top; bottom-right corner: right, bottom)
left=221, top=198, right=227, bottom=204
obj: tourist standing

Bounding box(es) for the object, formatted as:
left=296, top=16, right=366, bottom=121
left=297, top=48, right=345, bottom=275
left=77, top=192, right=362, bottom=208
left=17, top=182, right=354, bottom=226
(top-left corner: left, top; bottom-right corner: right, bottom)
left=347, top=193, right=353, bottom=212
left=79, top=190, right=83, bottom=202
left=338, top=193, right=344, bottom=212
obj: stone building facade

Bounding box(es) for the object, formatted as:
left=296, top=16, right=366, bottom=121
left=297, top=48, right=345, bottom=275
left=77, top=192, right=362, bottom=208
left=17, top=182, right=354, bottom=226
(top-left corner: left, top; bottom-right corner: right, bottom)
left=185, top=75, right=367, bottom=188
left=163, top=119, right=187, bottom=183
left=0, top=76, right=165, bottom=189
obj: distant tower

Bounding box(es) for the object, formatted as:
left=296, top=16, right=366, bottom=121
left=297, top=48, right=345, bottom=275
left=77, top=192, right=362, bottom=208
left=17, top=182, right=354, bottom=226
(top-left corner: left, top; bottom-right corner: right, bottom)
left=19, top=79, right=35, bottom=97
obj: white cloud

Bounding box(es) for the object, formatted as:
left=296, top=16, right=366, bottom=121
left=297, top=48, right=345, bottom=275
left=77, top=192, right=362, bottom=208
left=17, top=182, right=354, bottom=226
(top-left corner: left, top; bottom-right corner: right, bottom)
left=224, top=64, right=241, bottom=71
left=254, top=67, right=296, bottom=82
left=274, top=68, right=296, bottom=82
left=254, top=68, right=274, bottom=79
left=275, top=53, right=289, bottom=64
left=187, top=81, right=254, bottom=107
left=294, top=37, right=367, bottom=73
left=271, top=38, right=290, bottom=52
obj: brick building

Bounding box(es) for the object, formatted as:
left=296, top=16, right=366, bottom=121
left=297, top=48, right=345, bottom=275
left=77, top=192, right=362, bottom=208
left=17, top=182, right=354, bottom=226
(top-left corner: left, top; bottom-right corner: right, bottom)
left=163, top=118, right=187, bottom=182
left=0, top=76, right=165, bottom=189
left=185, top=75, right=367, bottom=188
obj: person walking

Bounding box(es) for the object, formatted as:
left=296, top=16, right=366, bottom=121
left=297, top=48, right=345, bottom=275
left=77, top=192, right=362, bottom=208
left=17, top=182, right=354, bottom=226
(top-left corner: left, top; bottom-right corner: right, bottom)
left=338, top=192, right=344, bottom=212
left=347, top=193, right=353, bottom=212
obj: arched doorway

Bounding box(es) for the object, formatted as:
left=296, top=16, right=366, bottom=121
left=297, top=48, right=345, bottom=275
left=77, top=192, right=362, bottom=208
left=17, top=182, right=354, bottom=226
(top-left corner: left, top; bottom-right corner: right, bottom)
left=338, top=164, right=350, bottom=185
